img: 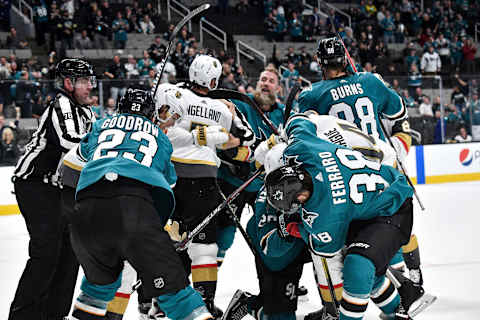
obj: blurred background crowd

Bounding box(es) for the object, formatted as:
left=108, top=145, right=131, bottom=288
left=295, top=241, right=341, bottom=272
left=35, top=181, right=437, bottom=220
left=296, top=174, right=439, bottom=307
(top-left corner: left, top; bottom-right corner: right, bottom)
left=0, top=0, right=478, bottom=166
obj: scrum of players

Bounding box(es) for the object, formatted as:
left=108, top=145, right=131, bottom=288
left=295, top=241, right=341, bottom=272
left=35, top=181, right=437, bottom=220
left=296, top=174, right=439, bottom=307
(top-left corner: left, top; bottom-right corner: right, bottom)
left=10, top=37, right=438, bottom=320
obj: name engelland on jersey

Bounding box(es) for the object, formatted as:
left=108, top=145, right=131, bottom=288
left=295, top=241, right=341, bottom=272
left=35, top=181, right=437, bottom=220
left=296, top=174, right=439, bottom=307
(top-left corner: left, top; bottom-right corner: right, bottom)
left=100, top=115, right=160, bottom=138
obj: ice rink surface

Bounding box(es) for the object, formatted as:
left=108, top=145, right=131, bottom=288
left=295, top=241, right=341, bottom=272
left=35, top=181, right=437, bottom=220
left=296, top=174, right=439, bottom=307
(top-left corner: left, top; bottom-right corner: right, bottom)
left=1, top=181, right=480, bottom=319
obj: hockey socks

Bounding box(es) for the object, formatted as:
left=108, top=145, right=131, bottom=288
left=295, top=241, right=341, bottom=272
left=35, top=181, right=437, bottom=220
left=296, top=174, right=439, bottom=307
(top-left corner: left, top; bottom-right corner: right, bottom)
left=156, top=286, right=210, bottom=320
left=401, top=235, right=423, bottom=285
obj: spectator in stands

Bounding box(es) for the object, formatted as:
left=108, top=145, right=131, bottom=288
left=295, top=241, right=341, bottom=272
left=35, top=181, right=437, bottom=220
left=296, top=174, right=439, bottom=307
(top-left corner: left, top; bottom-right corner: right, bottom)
left=6, top=27, right=28, bottom=49
left=74, top=29, right=94, bottom=49
left=433, top=110, right=446, bottom=144
left=284, top=46, right=299, bottom=65
left=419, top=96, right=434, bottom=117
left=112, top=11, right=129, bottom=49
left=393, top=11, right=406, bottom=43
left=48, top=2, right=62, bottom=52
left=148, top=36, right=166, bottom=64
left=15, top=71, right=37, bottom=118
left=163, top=23, right=174, bottom=41
left=414, top=87, right=428, bottom=106
left=281, top=61, right=299, bottom=89
left=128, top=14, right=143, bottom=33
left=434, top=33, right=450, bottom=71
left=364, top=0, right=377, bottom=19
left=104, top=55, right=127, bottom=104
left=401, top=89, right=417, bottom=109
left=450, top=34, right=463, bottom=70
left=124, top=54, right=139, bottom=80
left=405, top=48, right=420, bottom=70
left=0, top=56, right=11, bottom=79
left=380, top=10, right=395, bottom=44
left=454, top=126, right=472, bottom=143
left=264, top=12, right=277, bottom=42
left=57, top=9, right=76, bottom=56
left=155, top=58, right=176, bottom=84
left=407, top=63, right=422, bottom=98
left=298, top=46, right=312, bottom=67
left=140, top=14, right=155, bottom=34
left=104, top=97, right=117, bottom=117
left=137, top=50, right=155, bottom=77
left=289, top=12, right=304, bottom=42
left=62, top=0, right=74, bottom=18
left=421, top=45, right=441, bottom=75
left=33, top=0, right=49, bottom=47
left=446, top=103, right=463, bottom=123
left=235, top=65, right=249, bottom=88
left=432, top=95, right=442, bottom=113
left=222, top=72, right=238, bottom=90
left=462, top=37, right=477, bottom=74
left=93, top=9, right=109, bottom=49
left=0, top=127, right=20, bottom=166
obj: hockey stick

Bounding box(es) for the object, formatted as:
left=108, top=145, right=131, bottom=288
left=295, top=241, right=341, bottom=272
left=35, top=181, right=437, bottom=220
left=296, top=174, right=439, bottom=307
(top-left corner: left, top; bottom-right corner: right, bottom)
left=217, top=187, right=262, bottom=262
left=325, top=12, right=425, bottom=211
left=283, top=83, right=302, bottom=125
left=320, top=257, right=340, bottom=315
left=176, top=167, right=264, bottom=251
left=151, top=3, right=210, bottom=98
left=208, top=89, right=280, bottom=136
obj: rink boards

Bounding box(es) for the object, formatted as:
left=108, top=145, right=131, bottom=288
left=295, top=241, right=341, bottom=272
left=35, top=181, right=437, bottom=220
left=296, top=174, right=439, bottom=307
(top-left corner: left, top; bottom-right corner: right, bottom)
left=1, top=142, right=480, bottom=215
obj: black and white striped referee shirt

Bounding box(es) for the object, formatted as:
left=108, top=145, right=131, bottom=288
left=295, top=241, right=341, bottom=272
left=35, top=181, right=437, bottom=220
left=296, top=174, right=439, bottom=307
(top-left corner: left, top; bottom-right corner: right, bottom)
left=14, top=90, right=95, bottom=182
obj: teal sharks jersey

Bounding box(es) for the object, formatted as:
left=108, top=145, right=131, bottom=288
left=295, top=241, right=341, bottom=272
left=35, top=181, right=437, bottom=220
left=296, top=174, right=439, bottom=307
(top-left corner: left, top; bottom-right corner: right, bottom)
left=284, top=116, right=413, bottom=257
left=297, top=72, right=406, bottom=141
left=77, top=113, right=177, bottom=218
left=246, top=187, right=305, bottom=271
left=218, top=95, right=286, bottom=192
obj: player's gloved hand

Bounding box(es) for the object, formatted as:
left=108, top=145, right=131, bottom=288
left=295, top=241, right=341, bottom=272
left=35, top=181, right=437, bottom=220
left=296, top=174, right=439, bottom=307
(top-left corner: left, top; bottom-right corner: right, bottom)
left=164, top=220, right=187, bottom=242
left=192, top=125, right=229, bottom=148
left=277, top=213, right=302, bottom=241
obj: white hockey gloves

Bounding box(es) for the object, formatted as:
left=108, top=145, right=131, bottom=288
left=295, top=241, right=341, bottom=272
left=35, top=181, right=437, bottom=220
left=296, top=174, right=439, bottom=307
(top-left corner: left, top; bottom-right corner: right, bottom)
left=192, top=125, right=230, bottom=148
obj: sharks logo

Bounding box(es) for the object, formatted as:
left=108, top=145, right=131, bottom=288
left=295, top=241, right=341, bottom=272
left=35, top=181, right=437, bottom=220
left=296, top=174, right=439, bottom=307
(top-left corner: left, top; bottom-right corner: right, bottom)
left=301, top=208, right=319, bottom=228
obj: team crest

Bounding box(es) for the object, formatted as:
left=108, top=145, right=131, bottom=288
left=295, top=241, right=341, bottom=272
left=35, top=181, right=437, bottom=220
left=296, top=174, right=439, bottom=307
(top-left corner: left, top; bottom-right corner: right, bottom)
left=175, top=91, right=182, bottom=99
left=213, top=61, right=218, bottom=68
left=153, top=277, right=164, bottom=289
left=302, top=209, right=319, bottom=228
left=273, top=190, right=283, bottom=201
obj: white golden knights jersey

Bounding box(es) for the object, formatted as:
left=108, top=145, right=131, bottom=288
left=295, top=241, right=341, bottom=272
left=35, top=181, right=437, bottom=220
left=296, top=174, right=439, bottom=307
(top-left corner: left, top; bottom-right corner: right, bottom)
left=166, top=87, right=251, bottom=178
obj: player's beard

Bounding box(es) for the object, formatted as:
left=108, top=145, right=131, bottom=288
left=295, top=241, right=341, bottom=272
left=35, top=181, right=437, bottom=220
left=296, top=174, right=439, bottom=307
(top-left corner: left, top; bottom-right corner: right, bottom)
left=253, top=90, right=276, bottom=109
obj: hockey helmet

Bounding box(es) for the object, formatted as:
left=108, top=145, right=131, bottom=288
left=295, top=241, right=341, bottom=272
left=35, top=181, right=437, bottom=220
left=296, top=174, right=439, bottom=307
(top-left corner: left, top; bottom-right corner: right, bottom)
left=316, top=37, right=346, bottom=67
left=55, top=58, right=96, bottom=88
left=189, top=55, right=222, bottom=90
left=154, top=83, right=184, bottom=125
left=265, top=165, right=312, bottom=214
left=117, top=87, right=155, bottom=119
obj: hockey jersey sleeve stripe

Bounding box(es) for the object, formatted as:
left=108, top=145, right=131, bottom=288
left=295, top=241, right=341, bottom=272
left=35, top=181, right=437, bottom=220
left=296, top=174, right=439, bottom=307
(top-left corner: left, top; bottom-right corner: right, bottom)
left=393, top=133, right=411, bottom=153
left=63, top=159, right=83, bottom=171
left=170, top=157, right=217, bottom=166
left=53, top=96, right=86, bottom=151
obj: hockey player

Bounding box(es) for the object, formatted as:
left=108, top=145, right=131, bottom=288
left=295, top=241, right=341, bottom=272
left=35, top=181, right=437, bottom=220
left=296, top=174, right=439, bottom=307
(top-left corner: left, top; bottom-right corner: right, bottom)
left=254, top=114, right=436, bottom=319
left=10, top=58, right=96, bottom=320
left=157, top=55, right=255, bottom=318
left=216, top=66, right=287, bottom=266
left=298, top=37, right=424, bottom=287
left=69, top=88, right=212, bottom=320
left=264, top=115, right=415, bottom=320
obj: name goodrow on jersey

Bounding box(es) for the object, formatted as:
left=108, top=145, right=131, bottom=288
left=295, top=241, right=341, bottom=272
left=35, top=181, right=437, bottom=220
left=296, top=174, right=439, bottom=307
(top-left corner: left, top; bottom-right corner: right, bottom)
left=187, top=104, right=223, bottom=122
left=101, top=115, right=160, bottom=137
left=319, top=151, right=346, bottom=205
left=330, top=83, right=364, bottom=101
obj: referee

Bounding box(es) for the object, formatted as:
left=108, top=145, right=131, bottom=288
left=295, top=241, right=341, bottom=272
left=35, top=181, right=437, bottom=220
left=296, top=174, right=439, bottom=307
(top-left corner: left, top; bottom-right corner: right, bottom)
left=9, top=58, right=96, bottom=320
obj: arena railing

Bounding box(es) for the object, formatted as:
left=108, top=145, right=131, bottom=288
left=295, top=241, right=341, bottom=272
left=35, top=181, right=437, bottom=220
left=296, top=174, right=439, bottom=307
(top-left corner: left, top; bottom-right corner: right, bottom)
left=199, top=17, right=227, bottom=53
left=166, top=0, right=192, bottom=33
left=236, top=40, right=267, bottom=69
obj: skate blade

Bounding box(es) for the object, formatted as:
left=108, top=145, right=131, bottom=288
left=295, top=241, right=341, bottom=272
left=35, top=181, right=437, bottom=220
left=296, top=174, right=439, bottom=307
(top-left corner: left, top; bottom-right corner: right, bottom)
left=408, top=293, right=437, bottom=318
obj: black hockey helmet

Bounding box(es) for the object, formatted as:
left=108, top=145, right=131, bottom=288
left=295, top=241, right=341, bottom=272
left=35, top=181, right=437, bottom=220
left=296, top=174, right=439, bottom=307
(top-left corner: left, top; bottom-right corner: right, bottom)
left=55, top=58, right=96, bottom=88
left=316, top=37, right=346, bottom=67
left=117, top=87, right=156, bottom=119
left=265, top=165, right=312, bottom=215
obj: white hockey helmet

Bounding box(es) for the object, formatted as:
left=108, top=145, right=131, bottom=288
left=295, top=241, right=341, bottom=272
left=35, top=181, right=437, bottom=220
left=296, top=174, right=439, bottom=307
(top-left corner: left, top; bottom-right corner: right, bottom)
left=154, top=83, right=184, bottom=125
left=189, top=55, right=222, bottom=90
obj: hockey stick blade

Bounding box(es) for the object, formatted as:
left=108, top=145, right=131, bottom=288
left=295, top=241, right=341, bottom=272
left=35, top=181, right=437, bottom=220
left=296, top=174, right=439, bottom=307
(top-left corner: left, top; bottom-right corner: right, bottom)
left=176, top=167, right=264, bottom=251
left=208, top=89, right=279, bottom=135
left=283, top=83, right=302, bottom=125
left=151, top=3, right=210, bottom=98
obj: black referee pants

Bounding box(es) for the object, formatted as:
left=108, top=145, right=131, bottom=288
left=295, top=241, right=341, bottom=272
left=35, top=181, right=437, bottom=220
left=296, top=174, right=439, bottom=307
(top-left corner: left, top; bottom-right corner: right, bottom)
left=9, top=180, right=79, bottom=320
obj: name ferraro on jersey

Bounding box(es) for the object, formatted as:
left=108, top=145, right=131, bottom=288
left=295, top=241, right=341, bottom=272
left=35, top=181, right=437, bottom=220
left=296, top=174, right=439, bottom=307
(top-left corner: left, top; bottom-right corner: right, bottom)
left=330, top=83, right=364, bottom=101
left=318, top=151, right=346, bottom=205
left=187, top=104, right=223, bottom=122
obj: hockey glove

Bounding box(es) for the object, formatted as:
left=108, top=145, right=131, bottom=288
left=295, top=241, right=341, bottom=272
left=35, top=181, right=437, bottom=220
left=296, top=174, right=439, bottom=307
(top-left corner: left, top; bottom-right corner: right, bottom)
left=277, top=213, right=302, bottom=241
left=192, top=125, right=229, bottom=148
left=164, top=220, right=187, bottom=242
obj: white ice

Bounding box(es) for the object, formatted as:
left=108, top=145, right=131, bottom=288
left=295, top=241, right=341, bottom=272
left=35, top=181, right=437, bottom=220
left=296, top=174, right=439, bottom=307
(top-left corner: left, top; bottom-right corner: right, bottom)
left=1, top=181, right=480, bottom=319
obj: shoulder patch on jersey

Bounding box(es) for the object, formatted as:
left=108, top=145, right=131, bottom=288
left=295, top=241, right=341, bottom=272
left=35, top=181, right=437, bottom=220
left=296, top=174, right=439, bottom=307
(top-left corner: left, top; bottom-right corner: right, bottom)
left=302, top=208, right=319, bottom=228
left=175, top=91, right=182, bottom=99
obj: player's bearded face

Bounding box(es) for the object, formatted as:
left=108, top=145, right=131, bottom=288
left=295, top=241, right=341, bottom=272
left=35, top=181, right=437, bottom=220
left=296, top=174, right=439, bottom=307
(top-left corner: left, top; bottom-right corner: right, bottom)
left=255, top=71, right=279, bottom=109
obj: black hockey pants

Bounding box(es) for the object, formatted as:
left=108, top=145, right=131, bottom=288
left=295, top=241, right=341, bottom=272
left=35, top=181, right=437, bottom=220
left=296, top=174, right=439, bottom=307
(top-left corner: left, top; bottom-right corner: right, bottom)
left=9, top=180, right=79, bottom=320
